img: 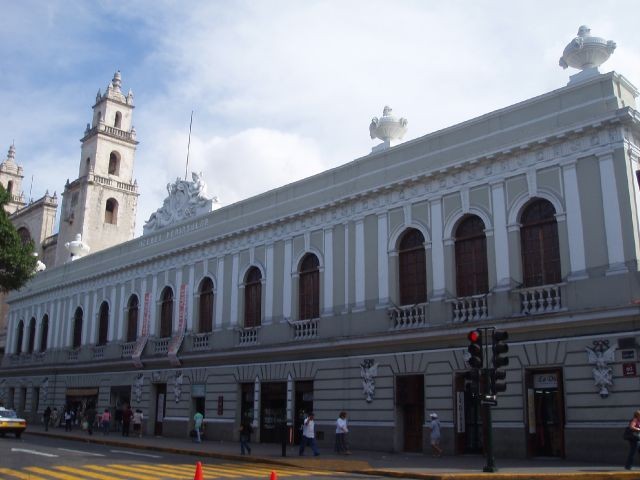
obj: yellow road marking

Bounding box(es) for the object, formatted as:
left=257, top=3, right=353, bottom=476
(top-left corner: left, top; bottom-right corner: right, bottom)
left=55, top=465, right=125, bottom=480
left=126, top=464, right=193, bottom=479
left=25, top=466, right=86, bottom=480
left=159, top=463, right=243, bottom=478
left=85, top=464, right=160, bottom=480
left=211, top=463, right=293, bottom=476
left=217, top=463, right=330, bottom=476
left=0, top=467, right=47, bottom=480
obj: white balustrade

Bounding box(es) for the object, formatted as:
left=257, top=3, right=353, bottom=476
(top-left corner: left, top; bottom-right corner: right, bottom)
left=449, top=295, right=489, bottom=323
left=237, top=327, right=259, bottom=347
left=193, top=333, right=211, bottom=351
left=289, top=318, right=319, bottom=340
left=519, top=284, right=563, bottom=315
left=387, top=303, right=427, bottom=330
left=92, top=345, right=105, bottom=360
left=121, top=342, right=136, bottom=357
left=154, top=337, right=170, bottom=354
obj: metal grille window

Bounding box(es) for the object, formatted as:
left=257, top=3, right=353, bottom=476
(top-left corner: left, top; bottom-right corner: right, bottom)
left=520, top=199, right=561, bottom=287
left=398, top=228, right=427, bottom=305
left=298, top=254, right=320, bottom=320
left=455, top=215, right=489, bottom=297
left=199, top=278, right=214, bottom=333
left=160, top=287, right=174, bottom=338
left=244, top=267, right=262, bottom=328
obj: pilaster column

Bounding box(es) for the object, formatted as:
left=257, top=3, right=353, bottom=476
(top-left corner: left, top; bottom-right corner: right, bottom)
left=117, top=283, right=126, bottom=340
left=343, top=222, right=350, bottom=313
left=562, top=160, right=587, bottom=279
left=377, top=212, right=389, bottom=307
left=430, top=198, right=446, bottom=299
left=230, top=253, right=239, bottom=327
left=6, top=311, right=15, bottom=354
left=33, top=305, right=42, bottom=352
left=598, top=153, right=627, bottom=274
left=215, top=258, right=225, bottom=330
left=283, top=239, right=292, bottom=321
left=322, top=228, right=334, bottom=316
left=82, top=292, right=93, bottom=345
left=149, top=274, right=158, bottom=336
left=491, top=182, right=511, bottom=289
left=108, top=287, right=117, bottom=342
left=265, top=243, right=274, bottom=324
left=354, top=218, right=366, bottom=311
left=186, top=264, right=195, bottom=330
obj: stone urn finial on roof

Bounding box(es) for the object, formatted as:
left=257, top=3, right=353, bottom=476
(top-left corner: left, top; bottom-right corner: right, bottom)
left=369, top=106, right=408, bottom=153
left=559, top=26, right=616, bottom=84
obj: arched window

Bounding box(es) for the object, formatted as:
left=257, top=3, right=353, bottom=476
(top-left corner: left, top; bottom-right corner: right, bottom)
left=198, top=278, right=214, bottom=333
left=17, top=227, right=31, bottom=245
left=7, top=180, right=13, bottom=194
left=40, top=314, right=49, bottom=352
left=455, top=215, right=489, bottom=297
left=398, top=229, right=427, bottom=305
left=244, top=267, right=262, bottom=328
left=114, top=111, right=122, bottom=129
left=160, top=287, right=174, bottom=338
left=15, top=320, right=24, bottom=354
left=126, top=295, right=139, bottom=342
left=105, top=198, right=118, bottom=224
left=72, top=307, right=83, bottom=349
left=97, top=302, right=109, bottom=346
left=108, top=151, right=120, bottom=175
left=520, top=199, right=561, bottom=287
left=298, top=254, right=320, bottom=320
left=27, top=317, right=36, bottom=354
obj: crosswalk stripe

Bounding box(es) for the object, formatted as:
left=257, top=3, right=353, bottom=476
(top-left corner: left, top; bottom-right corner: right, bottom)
left=85, top=464, right=159, bottom=480
left=25, top=466, right=87, bottom=480
left=212, top=463, right=293, bottom=476
left=55, top=465, right=123, bottom=480
left=217, top=463, right=329, bottom=476
left=126, top=464, right=192, bottom=479
left=158, top=463, right=243, bottom=478
left=0, top=467, right=47, bottom=480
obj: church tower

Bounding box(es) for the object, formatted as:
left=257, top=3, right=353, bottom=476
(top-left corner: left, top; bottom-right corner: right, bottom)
left=55, top=71, right=139, bottom=265
left=0, top=144, right=26, bottom=215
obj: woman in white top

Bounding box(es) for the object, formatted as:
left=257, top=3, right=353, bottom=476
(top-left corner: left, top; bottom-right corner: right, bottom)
left=335, top=411, right=351, bottom=454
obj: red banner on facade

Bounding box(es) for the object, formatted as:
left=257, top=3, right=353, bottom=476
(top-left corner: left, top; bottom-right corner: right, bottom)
left=168, top=284, right=188, bottom=366
left=132, top=292, right=152, bottom=368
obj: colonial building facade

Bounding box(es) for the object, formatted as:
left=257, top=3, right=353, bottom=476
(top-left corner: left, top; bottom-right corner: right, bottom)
left=1, top=29, right=639, bottom=463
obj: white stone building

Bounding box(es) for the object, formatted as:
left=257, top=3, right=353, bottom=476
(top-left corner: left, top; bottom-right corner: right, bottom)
left=1, top=28, right=639, bottom=463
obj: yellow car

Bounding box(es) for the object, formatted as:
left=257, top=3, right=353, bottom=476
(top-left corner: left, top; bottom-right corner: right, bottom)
left=0, top=407, right=27, bottom=438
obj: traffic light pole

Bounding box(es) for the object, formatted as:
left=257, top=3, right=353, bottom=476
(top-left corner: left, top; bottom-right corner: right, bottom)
left=476, top=327, right=497, bottom=473
left=482, top=400, right=497, bottom=472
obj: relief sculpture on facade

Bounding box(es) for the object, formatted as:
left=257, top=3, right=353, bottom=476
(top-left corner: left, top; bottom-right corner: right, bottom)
left=143, top=172, right=218, bottom=235
left=360, top=359, right=379, bottom=403
left=586, top=339, right=616, bottom=398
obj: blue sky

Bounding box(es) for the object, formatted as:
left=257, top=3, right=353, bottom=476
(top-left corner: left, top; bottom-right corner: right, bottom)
left=2, top=1, right=639, bottom=237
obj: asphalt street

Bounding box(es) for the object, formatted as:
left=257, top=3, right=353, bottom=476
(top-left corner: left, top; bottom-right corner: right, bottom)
left=1, top=435, right=381, bottom=480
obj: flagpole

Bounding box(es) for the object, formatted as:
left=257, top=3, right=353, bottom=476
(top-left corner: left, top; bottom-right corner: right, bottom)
left=185, top=110, right=194, bottom=180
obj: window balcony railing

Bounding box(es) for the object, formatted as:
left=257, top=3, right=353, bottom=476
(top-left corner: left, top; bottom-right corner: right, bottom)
left=121, top=341, right=136, bottom=357
left=192, top=332, right=211, bottom=351
left=288, top=318, right=319, bottom=340
left=449, top=294, right=489, bottom=323
left=387, top=303, right=428, bottom=330
left=518, top=283, right=564, bottom=315
left=154, top=337, right=170, bottom=354
left=67, top=349, right=79, bottom=361
left=92, top=345, right=105, bottom=360
left=237, top=327, right=259, bottom=347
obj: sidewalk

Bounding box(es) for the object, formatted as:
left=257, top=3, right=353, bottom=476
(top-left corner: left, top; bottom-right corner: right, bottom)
left=25, top=425, right=640, bottom=480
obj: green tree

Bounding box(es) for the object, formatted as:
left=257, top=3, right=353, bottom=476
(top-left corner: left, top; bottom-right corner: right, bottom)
left=0, top=184, right=37, bottom=292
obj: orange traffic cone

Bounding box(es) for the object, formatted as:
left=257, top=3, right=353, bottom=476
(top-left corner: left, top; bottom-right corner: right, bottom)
left=270, top=470, right=278, bottom=480
left=194, top=461, right=203, bottom=480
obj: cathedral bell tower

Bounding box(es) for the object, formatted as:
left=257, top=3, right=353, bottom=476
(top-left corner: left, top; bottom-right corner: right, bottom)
left=55, top=71, right=139, bottom=265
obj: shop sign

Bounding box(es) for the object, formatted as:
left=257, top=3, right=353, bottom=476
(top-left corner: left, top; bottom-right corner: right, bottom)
left=623, top=363, right=637, bottom=377
left=621, top=350, right=636, bottom=360
left=191, top=384, right=205, bottom=397
left=533, top=373, right=558, bottom=389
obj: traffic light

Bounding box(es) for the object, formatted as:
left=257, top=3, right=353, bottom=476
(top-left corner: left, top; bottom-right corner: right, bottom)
left=467, top=329, right=483, bottom=369
left=491, top=330, right=509, bottom=394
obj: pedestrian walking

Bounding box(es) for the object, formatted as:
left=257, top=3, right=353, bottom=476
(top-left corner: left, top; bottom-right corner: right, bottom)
left=428, top=412, right=443, bottom=457
left=624, top=409, right=640, bottom=470
left=133, top=409, right=143, bottom=438
left=335, top=411, right=351, bottom=454
left=101, top=408, right=111, bottom=435
left=298, top=412, right=319, bottom=456
left=193, top=410, right=204, bottom=443
left=51, top=407, right=59, bottom=429
left=122, top=405, right=133, bottom=437
left=43, top=406, right=51, bottom=432
left=64, top=408, right=73, bottom=432
left=239, top=421, right=253, bottom=455
left=85, top=404, right=96, bottom=435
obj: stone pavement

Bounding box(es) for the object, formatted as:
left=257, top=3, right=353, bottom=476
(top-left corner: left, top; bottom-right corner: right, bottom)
left=24, top=425, right=640, bottom=479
